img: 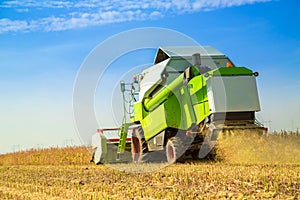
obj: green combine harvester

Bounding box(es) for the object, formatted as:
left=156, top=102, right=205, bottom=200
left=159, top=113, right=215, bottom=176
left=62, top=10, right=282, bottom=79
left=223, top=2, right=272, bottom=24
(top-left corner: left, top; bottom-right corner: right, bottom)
left=111, top=46, right=266, bottom=163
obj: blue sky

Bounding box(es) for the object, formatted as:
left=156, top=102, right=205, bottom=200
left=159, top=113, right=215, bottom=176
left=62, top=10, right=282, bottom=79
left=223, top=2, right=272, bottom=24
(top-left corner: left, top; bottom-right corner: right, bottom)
left=0, top=0, right=300, bottom=153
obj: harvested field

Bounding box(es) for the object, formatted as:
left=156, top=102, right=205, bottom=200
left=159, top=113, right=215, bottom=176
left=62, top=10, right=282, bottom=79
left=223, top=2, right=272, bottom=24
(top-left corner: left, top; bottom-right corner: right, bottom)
left=0, top=133, right=299, bottom=199
left=0, top=163, right=299, bottom=199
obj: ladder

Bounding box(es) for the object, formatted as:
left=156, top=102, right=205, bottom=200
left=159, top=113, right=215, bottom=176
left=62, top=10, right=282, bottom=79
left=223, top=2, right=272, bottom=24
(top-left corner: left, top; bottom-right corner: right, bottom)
left=117, top=122, right=132, bottom=159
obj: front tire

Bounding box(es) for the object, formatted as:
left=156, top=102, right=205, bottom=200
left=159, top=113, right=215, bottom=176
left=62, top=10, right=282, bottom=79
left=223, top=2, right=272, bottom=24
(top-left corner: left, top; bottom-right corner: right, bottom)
left=131, top=126, right=146, bottom=162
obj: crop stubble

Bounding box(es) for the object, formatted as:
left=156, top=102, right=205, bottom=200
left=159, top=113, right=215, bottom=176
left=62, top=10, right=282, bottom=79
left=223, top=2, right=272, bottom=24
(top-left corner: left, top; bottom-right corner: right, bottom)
left=0, top=133, right=299, bottom=199
left=0, top=163, right=299, bottom=199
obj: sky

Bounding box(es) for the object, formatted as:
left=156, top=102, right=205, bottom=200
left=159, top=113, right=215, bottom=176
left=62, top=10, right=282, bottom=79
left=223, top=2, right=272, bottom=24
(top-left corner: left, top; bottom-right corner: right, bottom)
left=1, top=0, right=300, bottom=154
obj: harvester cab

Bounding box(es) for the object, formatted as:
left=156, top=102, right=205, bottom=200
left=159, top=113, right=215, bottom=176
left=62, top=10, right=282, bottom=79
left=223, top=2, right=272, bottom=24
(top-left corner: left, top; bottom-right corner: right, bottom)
left=97, top=46, right=267, bottom=164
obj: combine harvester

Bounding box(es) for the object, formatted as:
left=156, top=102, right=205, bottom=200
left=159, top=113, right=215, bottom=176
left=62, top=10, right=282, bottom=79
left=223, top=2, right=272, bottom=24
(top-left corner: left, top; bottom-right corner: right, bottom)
left=93, top=46, right=267, bottom=164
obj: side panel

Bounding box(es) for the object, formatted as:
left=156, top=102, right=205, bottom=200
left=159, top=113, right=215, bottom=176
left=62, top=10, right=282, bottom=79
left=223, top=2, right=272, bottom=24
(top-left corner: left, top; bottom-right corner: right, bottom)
left=177, top=86, right=197, bottom=129
left=132, top=102, right=143, bottom=123
left=141, top=105, right=167, bottom=141
left=207, top=76, right=261, bottom=113
left=165, top=94, right=181, bottom=128
left=189, top=75, right=211, bottom=124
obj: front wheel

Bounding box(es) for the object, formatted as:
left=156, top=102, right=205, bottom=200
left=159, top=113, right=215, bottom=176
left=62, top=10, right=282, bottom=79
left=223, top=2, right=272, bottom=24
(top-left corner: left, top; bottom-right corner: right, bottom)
left=131, top=126, right=146, bottom=162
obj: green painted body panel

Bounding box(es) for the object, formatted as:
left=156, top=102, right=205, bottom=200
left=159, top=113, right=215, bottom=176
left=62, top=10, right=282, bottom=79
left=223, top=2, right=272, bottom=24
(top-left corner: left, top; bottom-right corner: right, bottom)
left=144, top=73, right=185, bottom=111
left=132, top=102, right=143, bottom=122
left=141, top=105, right=167, bottom=141
left=208, top=67, right=253, bottom=76
left=164, top=94, right=181, bottom=128
left=189, top=75, right=210, bottom=124
left=132, top=66, right=254, bottom=141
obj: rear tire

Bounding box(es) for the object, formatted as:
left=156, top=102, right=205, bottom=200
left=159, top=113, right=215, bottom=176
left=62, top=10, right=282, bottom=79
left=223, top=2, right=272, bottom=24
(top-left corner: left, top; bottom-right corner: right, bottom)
left=166, top=136, right=185, bottom=163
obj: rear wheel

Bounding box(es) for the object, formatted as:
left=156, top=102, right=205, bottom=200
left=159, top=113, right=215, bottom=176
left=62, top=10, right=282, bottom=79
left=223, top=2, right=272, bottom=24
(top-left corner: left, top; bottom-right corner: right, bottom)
left=166, top=136, right=185, bottom=163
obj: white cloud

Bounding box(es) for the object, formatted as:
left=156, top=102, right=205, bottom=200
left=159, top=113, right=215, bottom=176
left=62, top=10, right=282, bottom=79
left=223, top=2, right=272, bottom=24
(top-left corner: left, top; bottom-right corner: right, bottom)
left=0, top=0, right=272, bottom=33
left=0, top=18, right=29, bottom=33
left=16, top=8, right=29, bottom=12
left=0, top=0, right=74, bottom=9
left=149, top=11, right=164, bottom=19
left=191, top=0, right=272, bottom=11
